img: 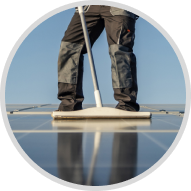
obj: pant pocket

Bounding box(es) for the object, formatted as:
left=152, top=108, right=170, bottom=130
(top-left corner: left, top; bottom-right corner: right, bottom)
left=110, top=6, right=138, bottom=20
left=119, top=19, right=135, bottom=48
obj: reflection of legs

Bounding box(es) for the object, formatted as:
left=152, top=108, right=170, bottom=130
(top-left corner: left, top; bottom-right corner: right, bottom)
left=57, top=133, right=84, bottom=184
left=109, top=133, right=137, bottom=184
left=104, top=10, right=139, bottom=111
left=57, top=6, right=105, bottom=111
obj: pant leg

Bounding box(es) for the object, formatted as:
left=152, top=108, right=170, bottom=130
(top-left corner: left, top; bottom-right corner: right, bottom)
left=102, top=6, right=139, bottom=111
left=58, top=6, right=105, bottom=111
left=57, top=53, right=84, bottom=111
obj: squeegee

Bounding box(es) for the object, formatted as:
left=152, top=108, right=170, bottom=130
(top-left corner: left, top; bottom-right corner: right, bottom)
left=52, top=6, right=151, bottom=119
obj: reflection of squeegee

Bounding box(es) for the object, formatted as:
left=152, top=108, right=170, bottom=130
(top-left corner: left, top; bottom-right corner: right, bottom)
left=52, top=6, right=151, bottom=120
left=52, top=119, right=151, bottom=131
left=86, top=132, right=101, bottom=185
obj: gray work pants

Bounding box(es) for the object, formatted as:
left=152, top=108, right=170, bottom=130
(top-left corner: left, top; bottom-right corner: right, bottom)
left=57, top=5, right=139, bottom=111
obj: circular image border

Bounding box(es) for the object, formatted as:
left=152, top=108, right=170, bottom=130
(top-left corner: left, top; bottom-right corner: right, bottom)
left=1, top=1, right=190, bottom=190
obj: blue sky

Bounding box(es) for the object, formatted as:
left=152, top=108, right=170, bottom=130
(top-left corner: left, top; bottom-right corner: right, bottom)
left=5, top=7, right=186, bottom=104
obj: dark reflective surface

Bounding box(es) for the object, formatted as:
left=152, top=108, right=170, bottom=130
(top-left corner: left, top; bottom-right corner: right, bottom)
left=109, top=132, right=138, bottom=185
left=57, top=133, right=84, bottom=184
left=56, top=132, right=138, bottom=185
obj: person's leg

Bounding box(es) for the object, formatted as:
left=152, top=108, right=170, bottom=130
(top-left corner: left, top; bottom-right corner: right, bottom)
left=57, top=53, right=84, bottom=111
left=102, top=6, right=139, bottom=111
left=57, top=6, right=105, bottom=111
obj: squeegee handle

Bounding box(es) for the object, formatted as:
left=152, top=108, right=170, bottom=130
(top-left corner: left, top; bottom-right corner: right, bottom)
left=78, top=6, right=102, bottom=107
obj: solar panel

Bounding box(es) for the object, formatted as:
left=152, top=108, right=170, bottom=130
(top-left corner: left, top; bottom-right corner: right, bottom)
left=7, top=104, right=184, bottom=186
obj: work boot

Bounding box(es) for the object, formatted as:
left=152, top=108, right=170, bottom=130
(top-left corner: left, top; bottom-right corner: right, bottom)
left=115, top=101, right=140, bottom=112
left=114, top=88, right=139, bottom=112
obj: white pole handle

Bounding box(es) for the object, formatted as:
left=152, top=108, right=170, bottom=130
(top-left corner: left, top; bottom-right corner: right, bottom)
left=78, top=6, right=103, bottom=107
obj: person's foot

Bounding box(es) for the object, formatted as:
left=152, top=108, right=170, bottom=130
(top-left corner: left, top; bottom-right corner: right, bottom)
left=55, top=108, right=82, bottom=112
left=115, top=103, right=139, bottom=111
left=56, top=105, right=83, bottom=111
left=57, top=103, right=83, bottom=111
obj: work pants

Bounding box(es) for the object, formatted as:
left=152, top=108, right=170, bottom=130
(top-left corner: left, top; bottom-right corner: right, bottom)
left=57, top=5, right=139, bottom=111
